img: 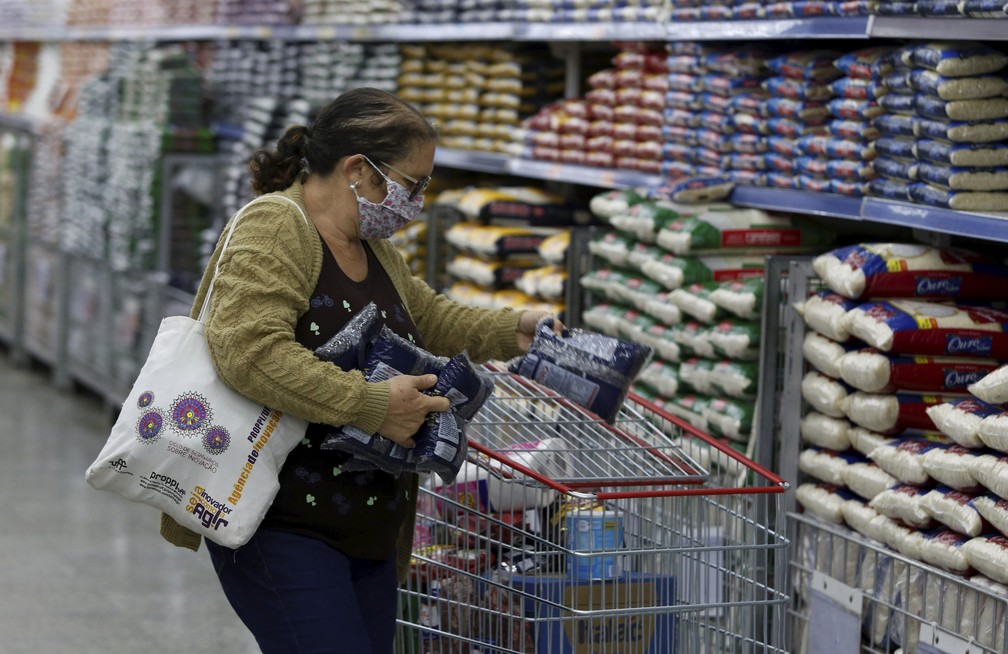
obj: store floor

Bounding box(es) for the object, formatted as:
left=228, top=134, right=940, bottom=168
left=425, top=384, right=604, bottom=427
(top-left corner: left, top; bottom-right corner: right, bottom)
left=0, top=350, right=259, bottom=654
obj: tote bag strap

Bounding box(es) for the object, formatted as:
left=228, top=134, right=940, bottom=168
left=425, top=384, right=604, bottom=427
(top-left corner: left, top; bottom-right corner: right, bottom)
left=197, top=195, right=311, bottom=323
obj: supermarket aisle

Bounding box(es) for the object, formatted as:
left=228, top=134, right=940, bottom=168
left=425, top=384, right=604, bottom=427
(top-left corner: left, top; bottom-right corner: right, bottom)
left=0, top=351, right=259, bottom=654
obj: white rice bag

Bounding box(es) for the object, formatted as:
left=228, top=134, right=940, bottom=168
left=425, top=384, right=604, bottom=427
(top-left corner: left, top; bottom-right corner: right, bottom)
left=971, top=494, right=1008, bottom=539
left=841, top=498, right=883, bottom=537
left=923, top=487, right=986, bottom=536
left=927, top=397, right=1003, bottom=448
left=795, top=291, right=859, bottom=341
left=848, top=426, right=896, bottom=457
left=869, top=434, right=948, bottom=485
left=812, top=243, right=1008, bottom=301
left=973, top=451, right=1008, bottom=499
left=845, top=461, right=899, bottom=500
left=978, top=410, right=1008, bottom=451
left=961, top=535, right=1008, bottom=585
left=969, top=363, right=1008, bottom=405
left=971, top=575, right=1008, bottom=653
left=801, top=370, right=850, bottom=418
left=839, top=349, right=1000, bottom=394
left=800, top=412, right=852, bottom=450
left=841, top=391, right=946, bottom=434
left=708, top=277, right=764, bottom=320
left=799, top=447, right=863, bottom=486
left=870, top=483, right=937, bottom=528
left=918, top=528, right=973, bottom=574
left=802, top=331, right=854, bottom=379
left=920, top=443, right=984, bottom=490
left=795, top=482, right=855, bottom=524
left=844, top=299, right=1008, bottom=358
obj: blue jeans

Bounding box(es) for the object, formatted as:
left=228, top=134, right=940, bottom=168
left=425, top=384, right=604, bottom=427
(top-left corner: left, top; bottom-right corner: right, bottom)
left=206, top=528, right=399, bottom=654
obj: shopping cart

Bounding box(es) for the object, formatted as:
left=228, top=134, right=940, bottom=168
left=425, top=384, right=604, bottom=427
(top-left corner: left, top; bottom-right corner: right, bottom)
left=397, top=364, right=790, bottom=654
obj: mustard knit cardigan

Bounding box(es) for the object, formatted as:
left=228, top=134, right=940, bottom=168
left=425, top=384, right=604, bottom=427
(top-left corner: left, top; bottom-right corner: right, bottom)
left=160, top=180, right=523, bottom=582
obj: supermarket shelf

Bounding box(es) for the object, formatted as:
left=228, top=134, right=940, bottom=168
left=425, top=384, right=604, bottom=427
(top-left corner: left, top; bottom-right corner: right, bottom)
left=731, top=185, right=865, bottom=219
left=669, top=16, right=872, bottom=40
left=435, top=148, right=664, bottom=189
left=731, top=186, right=1008, bottom=244
left=3, top=17, right=1008, bottom=43
left=869, top=15, right=1008, bottom=40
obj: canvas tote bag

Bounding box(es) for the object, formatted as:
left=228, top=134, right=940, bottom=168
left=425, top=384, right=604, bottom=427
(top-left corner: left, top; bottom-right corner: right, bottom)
left=86, top=196, right=310, bottom=548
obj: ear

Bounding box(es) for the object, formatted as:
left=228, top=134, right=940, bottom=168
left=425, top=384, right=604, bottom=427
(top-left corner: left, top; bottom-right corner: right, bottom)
left=340, top=154, right=367, bottom=183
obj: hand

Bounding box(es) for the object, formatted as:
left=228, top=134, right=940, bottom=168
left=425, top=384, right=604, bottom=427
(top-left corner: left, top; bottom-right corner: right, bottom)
left=516, top=311, right=565, bottom=353
left=376, top=374, right=452, bottom=447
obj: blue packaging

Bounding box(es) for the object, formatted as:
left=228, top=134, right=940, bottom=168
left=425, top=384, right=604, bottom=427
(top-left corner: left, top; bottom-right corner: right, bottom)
left=566, top=509, right=625, bottom=580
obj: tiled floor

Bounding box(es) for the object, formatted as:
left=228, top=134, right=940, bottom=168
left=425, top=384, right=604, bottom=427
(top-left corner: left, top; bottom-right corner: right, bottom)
left=0, top=350, right=259, bottom=654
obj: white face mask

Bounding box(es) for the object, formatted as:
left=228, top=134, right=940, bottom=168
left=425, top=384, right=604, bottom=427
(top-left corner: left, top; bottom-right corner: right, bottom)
left=351, top=156, right=425, bottom=240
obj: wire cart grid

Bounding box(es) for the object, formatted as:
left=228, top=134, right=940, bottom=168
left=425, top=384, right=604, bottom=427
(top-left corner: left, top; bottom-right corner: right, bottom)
left=396, top=368, right=790, bottom=654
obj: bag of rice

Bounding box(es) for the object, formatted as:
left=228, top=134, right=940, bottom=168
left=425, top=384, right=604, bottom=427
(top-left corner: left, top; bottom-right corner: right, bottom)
left=910, top=69, right=1008, bottom=101
left=703, top=396, right=755, bottom=440
left=708, top=318, right=761, bottom=360
left=654, top=175, right=735, bottom=204
left=978, top=410, right=1008, bottom=451
left=840, top=498, right=884, bottom=538
left=639, top=253, right=766, bottom=292
left=907, top=42, right=1008, bottom=78
left=812, top=243, right=1008, bottom=300
left=637, top=358, right=680, bottom=398
left=708, top=277, right=764, bottom=320
left=803, top=331, right=857, bottom=379
left=845, top=460, right=899, bottom=500
left=796, top=482, right=856, bottom=524
left=916, top=140, right=1008, bottom=168
left=869, top=433, right=949, bottom=484
left=800, top=447, right=864, bottom=486
left=669, top=282, right=725, bottom=324
left=679, top=357, right=716, bottom=395
left=971, top=494, right=1008, bottom=539
left=848, top=426, right=897, bottom=457
left=907, top=183, right=1008, bottom=212
left=915, top=95, right=1008, bottom=122
left=917, top=163, right=1008, bottom=192
left=916, top=116, right=1008, bottom=143
left=589, top=188, right=650, bottom=220
left=870, top=483, right=937, bottom=528
left=973, top=451, right=1008, bottom=499
left=961, top=535, right=1008, bottom=584
left=802, top=370, right=851, bottom=418
left=920, top=443, right=985, bottom=490
left=800, top=412, right=853, bottom=450
left=926, top=397, right=1003, bottom=448
left=841, top=391, right=947, bottom=434
left=844, top=299, right=1008, bottom=358
left=709, top=359, right=760, bottom=399
left=969, top=363, right=1008, bottom=405
left=839, top=349, right=1001, bottom=394
left=795, top=291, right=861, bottom=341
left=918, top=528, right=973, bottom=573
left=655, top=208, right=835, bottom=255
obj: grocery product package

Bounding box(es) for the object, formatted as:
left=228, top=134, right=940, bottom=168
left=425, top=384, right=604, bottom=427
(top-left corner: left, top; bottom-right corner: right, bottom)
left=509, top=317, right=653, bottom=423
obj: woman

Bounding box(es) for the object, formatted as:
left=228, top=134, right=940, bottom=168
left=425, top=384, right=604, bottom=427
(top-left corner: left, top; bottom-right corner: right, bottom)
left=160, top=87, right=553, bottom=653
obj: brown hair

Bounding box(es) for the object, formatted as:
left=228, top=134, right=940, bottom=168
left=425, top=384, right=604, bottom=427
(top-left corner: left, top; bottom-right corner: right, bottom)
left=248, top=87, right=437, bottom=195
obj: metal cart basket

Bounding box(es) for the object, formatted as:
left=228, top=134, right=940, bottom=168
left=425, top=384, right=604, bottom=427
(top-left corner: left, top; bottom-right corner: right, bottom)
left=397, top=364, right=790, bottom=654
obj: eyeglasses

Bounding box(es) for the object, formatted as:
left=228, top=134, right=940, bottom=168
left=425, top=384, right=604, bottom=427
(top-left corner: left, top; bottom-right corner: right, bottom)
left=361, top=155, right=431, bottom=202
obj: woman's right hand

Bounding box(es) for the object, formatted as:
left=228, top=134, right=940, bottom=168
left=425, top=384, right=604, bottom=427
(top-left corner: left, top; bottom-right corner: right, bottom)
left=377, top=374, right=451, bottom=447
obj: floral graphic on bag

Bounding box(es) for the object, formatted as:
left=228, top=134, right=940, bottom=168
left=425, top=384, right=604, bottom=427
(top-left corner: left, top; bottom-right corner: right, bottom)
left=169, top=393, right=212, bottom=435
left=202, top=426, right=231, bottom=455
left=137, top=391, right=155, bottom=409
left=136, top=409, right=165, bottom=443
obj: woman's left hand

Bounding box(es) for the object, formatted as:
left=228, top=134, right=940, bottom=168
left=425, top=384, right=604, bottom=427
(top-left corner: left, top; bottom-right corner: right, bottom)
left=516, top=310, right=565, bottom=353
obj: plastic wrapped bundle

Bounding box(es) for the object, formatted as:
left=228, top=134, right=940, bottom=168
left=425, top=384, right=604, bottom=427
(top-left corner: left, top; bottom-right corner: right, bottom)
left=320, top=327, right=447, bottom=473
left=509, top=318, right=653, bottom=423
left=313, top=302, right=383, bottom=370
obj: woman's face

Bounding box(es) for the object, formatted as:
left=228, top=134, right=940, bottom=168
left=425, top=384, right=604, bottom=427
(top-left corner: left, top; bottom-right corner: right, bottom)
left=359, top=140, right=436, bottom=204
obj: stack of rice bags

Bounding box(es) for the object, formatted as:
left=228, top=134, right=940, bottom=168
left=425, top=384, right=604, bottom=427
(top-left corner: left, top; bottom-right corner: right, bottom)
left=436, top=186, right=568, bottom=317
left=519, top=43, right=666, bottom=172
left=584, top=182, right=835, bottom=472
left=795, top=242, right=1008, bottom=652
left=874, top=41, right=1008, bottom=212
left=400, top=43, right=565, bottom=156
left=762, top=49, right=843, bottom=194
left=663, top=42, right=774, bottom=185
